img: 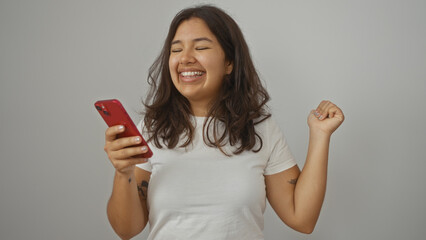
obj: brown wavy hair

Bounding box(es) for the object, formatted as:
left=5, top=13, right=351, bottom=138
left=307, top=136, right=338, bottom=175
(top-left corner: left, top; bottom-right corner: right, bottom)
left=143, top=5, right=271, bottom=155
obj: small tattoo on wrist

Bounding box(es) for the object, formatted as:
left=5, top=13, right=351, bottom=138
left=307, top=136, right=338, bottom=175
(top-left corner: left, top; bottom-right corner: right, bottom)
left=128, top=177, right=132, bottom=183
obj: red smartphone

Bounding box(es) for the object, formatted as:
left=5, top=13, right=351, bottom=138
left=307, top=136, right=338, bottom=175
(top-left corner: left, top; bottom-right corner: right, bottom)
left=94, top=99, right=153, bottom=159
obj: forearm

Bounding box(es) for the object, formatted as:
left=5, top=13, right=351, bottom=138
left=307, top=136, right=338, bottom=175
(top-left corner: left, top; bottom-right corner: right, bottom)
left=293, top=130, right=330, bottom=231
left=107, top=170, right=147, bottom=239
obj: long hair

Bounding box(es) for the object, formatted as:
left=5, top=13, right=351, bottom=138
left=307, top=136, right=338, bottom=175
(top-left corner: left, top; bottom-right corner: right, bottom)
left=143, top=5, right=271, bottom=155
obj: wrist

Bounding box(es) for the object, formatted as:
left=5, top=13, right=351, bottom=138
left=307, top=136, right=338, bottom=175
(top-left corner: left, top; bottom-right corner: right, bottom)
left=115, top=167, right=135, bottom=179
left=309, top=129, right=332, bottom=141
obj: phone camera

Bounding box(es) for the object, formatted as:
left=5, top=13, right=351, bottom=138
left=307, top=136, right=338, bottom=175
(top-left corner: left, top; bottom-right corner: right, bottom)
left=103, top=110, right=110, bottom=116
left=95, top=106, right=102, bottom=111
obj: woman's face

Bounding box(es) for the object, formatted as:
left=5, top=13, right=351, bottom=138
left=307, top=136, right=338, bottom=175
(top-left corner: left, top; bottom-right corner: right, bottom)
left=169, top=17, right=233, bottom=115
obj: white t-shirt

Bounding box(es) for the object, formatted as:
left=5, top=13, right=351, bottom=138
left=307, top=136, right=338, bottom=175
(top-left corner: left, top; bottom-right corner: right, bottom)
left=136, top=116, right=296, bottom=240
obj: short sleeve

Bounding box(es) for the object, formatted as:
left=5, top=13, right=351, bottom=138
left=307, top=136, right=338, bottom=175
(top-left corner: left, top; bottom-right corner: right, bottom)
left=135, top=119, right=152, bottom=172
left=264, top=117, right=297, bottom=175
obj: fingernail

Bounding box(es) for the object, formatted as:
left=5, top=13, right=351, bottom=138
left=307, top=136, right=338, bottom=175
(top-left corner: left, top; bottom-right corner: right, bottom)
left=141, top=146, right=148, bottom=152
left=118, top=125, right=124, bottom=130
left=319, top=115, right=324, bottom=120
left=314, top=111, right=319, bottom=117
left=135, top=137, right=141, bottom=142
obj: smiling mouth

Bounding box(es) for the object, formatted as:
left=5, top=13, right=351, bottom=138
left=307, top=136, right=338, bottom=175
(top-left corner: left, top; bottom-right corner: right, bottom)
left=179, top=71, right=206, bottom=82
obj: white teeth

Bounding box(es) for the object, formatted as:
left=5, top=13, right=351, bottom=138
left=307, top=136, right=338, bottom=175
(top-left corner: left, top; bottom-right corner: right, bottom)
left=181, top=71, right=204, bottom=77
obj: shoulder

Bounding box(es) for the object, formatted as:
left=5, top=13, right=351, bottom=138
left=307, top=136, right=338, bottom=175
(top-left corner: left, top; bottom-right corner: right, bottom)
left=255, top=114, right=292, bottom=150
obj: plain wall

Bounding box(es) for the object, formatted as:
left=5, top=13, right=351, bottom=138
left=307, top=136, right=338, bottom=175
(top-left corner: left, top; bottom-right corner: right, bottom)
left=1, top=0, right=425, bottom=239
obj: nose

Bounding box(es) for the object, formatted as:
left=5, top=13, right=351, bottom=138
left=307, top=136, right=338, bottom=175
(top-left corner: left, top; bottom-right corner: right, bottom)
left=179, top=49, right=196, bottom=65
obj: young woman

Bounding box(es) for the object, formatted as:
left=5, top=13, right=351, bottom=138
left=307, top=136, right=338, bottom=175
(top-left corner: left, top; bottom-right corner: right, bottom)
left=103, top=5, right=344, bottom=240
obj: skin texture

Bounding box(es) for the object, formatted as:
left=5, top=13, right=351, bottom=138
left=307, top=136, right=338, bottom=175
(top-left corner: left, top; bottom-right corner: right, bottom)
left=169, top=17, right=233, bottom=116
left=104, top=126, right=151, bottom=239
left=265, top=100, right=344, bottom=233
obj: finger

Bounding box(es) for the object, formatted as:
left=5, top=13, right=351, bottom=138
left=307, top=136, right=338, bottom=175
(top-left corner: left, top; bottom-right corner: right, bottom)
left=323, top=104, right=344, bottom=122
left=330, top=105, right=345, bottom=121
left=315, top=100, right=329, bottom=116
left=316, top=100, right=332, bottom=120
left=105, top=125, right=125, bottom=142
left=316, top=100, right=330, bottom=110
left=110, top=145, right=149, bottom=160
left=109, top=136, right=143, bottom=151
left=329, top=107, right=336, bottom=118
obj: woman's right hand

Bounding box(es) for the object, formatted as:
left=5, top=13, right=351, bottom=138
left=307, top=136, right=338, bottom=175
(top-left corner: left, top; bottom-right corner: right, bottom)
left=104, top=125, right=149, bottom=175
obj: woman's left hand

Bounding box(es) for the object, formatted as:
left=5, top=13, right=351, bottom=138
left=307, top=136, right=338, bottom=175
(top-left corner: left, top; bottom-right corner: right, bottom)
left=308, top=100, right=345, bottom=136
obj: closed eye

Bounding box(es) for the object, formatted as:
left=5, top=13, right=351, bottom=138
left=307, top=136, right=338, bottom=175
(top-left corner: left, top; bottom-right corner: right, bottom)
left=171, top=49, right=182, bottom=53
left=196, top=47, right=210, bottom=50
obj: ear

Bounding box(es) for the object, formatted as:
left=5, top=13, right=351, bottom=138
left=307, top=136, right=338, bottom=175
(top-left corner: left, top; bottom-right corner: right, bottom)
left=225, top=61, right=233, bottom=75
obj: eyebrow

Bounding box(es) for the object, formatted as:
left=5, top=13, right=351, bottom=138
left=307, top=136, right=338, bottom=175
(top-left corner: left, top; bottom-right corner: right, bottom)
left=171, top=37, right=213, bottom=45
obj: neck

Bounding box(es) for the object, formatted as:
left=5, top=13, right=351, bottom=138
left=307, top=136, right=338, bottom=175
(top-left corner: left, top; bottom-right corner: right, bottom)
left=189, top=100, right=210, bottom=117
